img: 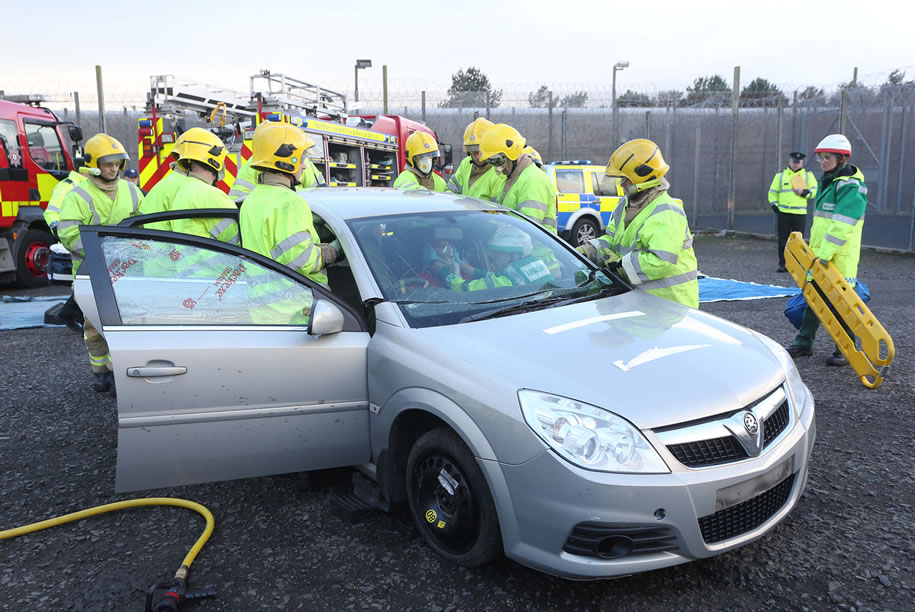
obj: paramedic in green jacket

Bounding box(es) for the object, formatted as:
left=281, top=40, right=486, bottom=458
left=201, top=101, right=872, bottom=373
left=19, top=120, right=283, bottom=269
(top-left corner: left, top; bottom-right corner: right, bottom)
left=57, top=133, right=143, bottom=393
left=478, top=123, right=557, bottom=234
left=446, top=117, right=505, bottom=201
left=577, top=138, right=698, bottom=309
left=393, top=131, right=447, bottom=191
left=239, top=123, right=339, bottom=323
left=786, top=134, right=867, bottom=367
left=769, top=151, right=818, bottom=272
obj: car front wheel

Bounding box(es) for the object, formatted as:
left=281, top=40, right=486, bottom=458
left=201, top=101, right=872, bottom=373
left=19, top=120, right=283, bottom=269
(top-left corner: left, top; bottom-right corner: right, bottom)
left=406, top=428, right=502, bottom=568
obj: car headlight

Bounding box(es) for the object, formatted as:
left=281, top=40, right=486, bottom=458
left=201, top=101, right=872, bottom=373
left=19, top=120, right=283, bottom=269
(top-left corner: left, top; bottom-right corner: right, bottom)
left=518, top=390, right=669, bottom=474
left=752, top=330, right=808, bottom=416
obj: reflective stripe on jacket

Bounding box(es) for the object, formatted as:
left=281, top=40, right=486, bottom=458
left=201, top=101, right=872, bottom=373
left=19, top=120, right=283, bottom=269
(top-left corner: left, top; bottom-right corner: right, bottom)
left=44, top=170, right=86, bottom=229
left=58, top=179, right=143, bottom=275
left=810, top=165, right=866, bottom=285
left=170, top=177, right=240, bottom=244
left=446, top=155, right=505, bottom=201
left=768, top=167, right=818, bottom=214
left=393, top=167, right=448, bottom=191
left=137, top=168, right=189, bottom=231
left=498, top=164, right=558, bottom=234
left=596, top=191, right=698, bottom=308
left=228, top=160, right=258, bottom=201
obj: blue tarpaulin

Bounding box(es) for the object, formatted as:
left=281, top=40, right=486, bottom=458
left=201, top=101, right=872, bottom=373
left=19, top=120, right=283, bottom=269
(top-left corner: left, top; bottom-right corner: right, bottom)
left=0, top=295, right=67, bottom=331
left=698, top=275, right=801, bottom=303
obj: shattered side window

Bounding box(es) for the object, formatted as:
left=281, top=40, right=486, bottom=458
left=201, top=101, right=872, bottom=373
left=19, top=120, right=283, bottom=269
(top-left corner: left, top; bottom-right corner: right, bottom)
left=99, top=237, right=315, bottom=325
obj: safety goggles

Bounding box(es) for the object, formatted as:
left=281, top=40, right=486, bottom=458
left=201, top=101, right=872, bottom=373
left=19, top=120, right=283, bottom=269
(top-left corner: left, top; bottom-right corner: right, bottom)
left=815, top=153, right=834, bottom=162
left=485, top=154, right=508, bottom=167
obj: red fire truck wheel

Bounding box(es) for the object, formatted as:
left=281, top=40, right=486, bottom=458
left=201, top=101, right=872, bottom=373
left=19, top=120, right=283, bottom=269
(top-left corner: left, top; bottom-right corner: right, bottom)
left=15, top=228, right=52, bottom=287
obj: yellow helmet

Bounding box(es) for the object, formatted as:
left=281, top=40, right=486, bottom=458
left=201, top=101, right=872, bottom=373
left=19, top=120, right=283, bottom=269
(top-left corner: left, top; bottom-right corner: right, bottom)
left=404, top=131, right=440, bottom=168
left=170, top=128, right=196, bottom=161
left=606, top=138, right=669, bottom=186
left=522, top=146, right=542, bottom=168
left=463, top=117, right=494, bottom=153
left=177, top=128, right=227, bottom=178
left=249, top=123, right=308, bottom=175
left=478, top=124, right=525, bottom=163
left=83, top=133, right=128, bottom=172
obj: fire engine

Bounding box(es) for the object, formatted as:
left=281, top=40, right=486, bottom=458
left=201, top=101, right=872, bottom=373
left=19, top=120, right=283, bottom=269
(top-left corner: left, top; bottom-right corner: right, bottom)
left=139, top=71, right=449, bottom=193
left=0, top=94, right=82, bottom=286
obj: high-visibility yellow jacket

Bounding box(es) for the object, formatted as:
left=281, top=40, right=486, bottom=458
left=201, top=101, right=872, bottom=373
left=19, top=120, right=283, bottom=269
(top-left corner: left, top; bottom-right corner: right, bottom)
left=810, top=165, right=867, bottom=286
left=439, top=254, right=553, bottom=292
left=228, top=160, right=258, bottom=201
left=170, top=177, right=240, bottom=242
left=768, top=167, right=818, bottom=214
left=44, top=170, right=87, bottom=233
left=240, top=184, right=327, bottom=285
left=58, top=178, right=143, bottom=275
left=299, top=158, right=326, bottom=188
left=137, top=166, right=188, bottom=231
left=393, top=167, right=447, bottom=191
left=498, top=164, right=558, bottom=234
left=446, top=155, right=505, bottom=201
left=596, top=190, right=698, bottom=308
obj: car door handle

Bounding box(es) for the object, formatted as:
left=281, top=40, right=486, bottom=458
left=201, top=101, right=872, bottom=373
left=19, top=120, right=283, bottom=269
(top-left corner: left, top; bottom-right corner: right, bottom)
left=127, top=366, right=187, bottom=378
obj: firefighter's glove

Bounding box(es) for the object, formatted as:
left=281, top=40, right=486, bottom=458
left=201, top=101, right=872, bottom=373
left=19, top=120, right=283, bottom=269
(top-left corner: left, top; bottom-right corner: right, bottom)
left=576, top=240, right=602, bottom=265
left=330, top=239, right=343, bottom=259
left=318, top=242, right=338, bottom=266
left=800, top=189, right=811, bottom=197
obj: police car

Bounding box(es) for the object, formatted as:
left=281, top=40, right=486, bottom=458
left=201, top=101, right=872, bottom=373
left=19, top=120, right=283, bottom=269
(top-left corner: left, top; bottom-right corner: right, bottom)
left=543, top=161, right=624, bottom=246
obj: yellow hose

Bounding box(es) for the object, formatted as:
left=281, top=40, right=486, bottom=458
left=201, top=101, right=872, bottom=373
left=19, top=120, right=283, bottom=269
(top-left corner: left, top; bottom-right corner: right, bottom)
left=0, top=497, right=214, bottom=578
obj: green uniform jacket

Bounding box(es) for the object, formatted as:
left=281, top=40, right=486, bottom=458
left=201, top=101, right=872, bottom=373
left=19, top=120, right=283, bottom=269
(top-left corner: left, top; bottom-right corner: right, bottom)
left=44, top=170, right=87, bottom=232
left=228, top=160, right=258, bottom=201
left=810, top=165, right=867, bottom=285
left=393, top=167, right=447, bottom=191
left=58, top=178, right=143, bottom=275
left=498, top=165, right=558, bottom=234
left=446, top=156, right=505, bottom=201
left=170, top=177, right=240, bottom=244
left=768, top=167, right=818, bottom=214
left=137, top=168, right=188, bottom=231
left=441, top=255, right=553, bottom=292
left=240, top=184, right=327, bottom=285
left=596, top=191, right=698, bottom=308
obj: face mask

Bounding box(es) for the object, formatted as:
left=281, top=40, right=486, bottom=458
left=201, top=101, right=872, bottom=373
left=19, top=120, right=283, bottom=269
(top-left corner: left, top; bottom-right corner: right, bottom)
left=418, top=157, right=433, bottom=175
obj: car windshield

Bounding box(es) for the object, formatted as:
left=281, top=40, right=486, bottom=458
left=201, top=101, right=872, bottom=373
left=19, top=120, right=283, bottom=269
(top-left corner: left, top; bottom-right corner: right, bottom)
left=346, top=209, right=627, bottom=327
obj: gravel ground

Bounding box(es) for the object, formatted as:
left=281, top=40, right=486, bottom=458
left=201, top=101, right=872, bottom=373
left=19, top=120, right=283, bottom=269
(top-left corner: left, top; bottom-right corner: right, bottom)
left=2, top=234, right=913, bottom=611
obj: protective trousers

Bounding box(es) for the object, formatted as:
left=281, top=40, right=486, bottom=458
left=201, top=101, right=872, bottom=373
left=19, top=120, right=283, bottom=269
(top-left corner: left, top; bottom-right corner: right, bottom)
left=776, top=211, right=806, bottom=267
left=83, top=317, right=111, bottom=373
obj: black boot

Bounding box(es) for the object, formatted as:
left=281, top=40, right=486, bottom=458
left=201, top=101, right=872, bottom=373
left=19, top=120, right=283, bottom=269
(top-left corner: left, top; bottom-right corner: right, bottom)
left=58, top=295, right=84, bottom=333
left=826, top=349, right=848, bottom=367
left=93, top=371, right=111, bottom=392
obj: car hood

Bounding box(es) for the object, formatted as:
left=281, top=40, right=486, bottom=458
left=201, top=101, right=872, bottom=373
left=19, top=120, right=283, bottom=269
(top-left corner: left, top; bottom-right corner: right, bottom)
left=414, top=292, right=783, bottom=430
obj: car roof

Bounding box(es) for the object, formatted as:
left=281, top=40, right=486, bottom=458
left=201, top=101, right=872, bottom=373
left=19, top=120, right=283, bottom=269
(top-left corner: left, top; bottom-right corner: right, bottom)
left=299, top=187, right=500, bottom=220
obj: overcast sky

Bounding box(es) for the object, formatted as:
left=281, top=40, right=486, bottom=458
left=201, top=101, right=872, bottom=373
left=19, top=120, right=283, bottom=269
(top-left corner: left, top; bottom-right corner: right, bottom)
left=5, top=0, right=910, bottom=105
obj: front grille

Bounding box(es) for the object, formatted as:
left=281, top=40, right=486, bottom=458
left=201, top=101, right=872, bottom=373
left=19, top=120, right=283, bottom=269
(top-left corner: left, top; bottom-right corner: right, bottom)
left=564, top=523, right=678, bottom=559
left=763, top=400, right=790, bottom=448
left=698, top=472, right=796, bottom=544
left=667, top=436, right=749, bottom=467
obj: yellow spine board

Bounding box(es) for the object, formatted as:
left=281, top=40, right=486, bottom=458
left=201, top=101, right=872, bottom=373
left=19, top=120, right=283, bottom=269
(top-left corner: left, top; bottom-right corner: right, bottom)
left=784, top=232, right=895, bottom=388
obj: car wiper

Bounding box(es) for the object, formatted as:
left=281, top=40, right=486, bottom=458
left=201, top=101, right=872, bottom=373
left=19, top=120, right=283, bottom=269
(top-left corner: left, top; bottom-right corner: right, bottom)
left=387, top=299, right=454, bottom=305
left=459, top=293, right=584, bottom=323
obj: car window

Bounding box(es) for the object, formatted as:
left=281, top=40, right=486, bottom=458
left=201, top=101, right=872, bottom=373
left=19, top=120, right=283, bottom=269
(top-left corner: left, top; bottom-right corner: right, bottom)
left=555, top=169, right=585, bottom=194
left=0, top=119, right=22, bottom=167
left=592, top=172, right=620, bottom=197
left=346, top=209, right=627, bottom=327
left=24, top=122, right=67, bottom=172
left=100, top=236, right=315, bottom=325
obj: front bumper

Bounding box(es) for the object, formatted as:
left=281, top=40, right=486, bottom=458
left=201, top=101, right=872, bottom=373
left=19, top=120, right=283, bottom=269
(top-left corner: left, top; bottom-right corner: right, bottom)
left=486, top=384, right=816, bottom=579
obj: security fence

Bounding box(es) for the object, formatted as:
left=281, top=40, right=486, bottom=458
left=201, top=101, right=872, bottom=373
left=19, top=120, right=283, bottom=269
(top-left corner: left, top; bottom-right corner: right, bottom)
left=16, top=80, right=915, bottom=252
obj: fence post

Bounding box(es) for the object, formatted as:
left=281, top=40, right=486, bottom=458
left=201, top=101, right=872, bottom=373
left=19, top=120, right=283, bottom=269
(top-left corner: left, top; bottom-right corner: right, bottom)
left=776, top=98, right=784, bottom=171
left=727, top=65, right=740, bottom=231
left=879, top=94, right=893, bottom=212
left=791, top=90, right=798, bottom=151
left=896, top=105, right=909, bottom=213
left=382, top=65, right=388, bottom=114
left=74, top=91, right=82, bottom=131
left=692, top=124, right=701, bottom=227
left=547, top=91, right=553, bottom=164
left=95, top=65, right=106, bottom=133
left=421, top=91, right=426, bottom=123
left=561, top=109, right=567, bottom=161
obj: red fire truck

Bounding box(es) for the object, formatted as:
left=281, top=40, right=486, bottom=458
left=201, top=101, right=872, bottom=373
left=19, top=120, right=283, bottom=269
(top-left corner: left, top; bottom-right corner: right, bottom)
left=0, top=95, right=82, bottom=286
left=352, top=114, right=453, bottom=178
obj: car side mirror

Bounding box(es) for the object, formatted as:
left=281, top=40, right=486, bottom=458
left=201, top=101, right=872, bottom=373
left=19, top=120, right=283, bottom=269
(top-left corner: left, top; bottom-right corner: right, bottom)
left=308, top=299, right=345, bottom=336
left=444, top=164, right=454, bottom=173
left=68, top=125, right=84, bottom=143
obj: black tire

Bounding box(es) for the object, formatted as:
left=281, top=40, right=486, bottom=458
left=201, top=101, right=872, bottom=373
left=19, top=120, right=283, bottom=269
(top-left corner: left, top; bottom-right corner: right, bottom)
left=406, top=428, right=502, bottom=568
left=14, top=228, right=52, bottom=287
left=570, top=217, right=600, bottom=247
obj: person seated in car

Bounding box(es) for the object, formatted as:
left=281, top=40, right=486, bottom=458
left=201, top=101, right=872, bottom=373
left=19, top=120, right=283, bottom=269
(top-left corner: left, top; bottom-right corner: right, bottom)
left=431, top=225, right=552, bottom=292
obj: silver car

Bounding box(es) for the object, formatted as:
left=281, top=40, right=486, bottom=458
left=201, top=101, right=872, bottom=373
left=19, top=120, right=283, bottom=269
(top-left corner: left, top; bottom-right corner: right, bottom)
left=75, top=188, right=815, bottom=579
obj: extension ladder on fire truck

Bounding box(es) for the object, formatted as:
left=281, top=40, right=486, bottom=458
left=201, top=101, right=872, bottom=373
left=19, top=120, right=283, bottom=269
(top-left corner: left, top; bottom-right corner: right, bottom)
left=784, top=232, right=895, bottom=389
left=250, top=70, right=348, bottom=121
left=147, top=75, right=256, bottom=121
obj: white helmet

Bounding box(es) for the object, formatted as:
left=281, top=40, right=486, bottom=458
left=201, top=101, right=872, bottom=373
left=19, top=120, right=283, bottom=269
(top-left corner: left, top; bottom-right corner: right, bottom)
left=815, top=134, right=851, bottom=157
left=487, top=226, right=532, bottom=257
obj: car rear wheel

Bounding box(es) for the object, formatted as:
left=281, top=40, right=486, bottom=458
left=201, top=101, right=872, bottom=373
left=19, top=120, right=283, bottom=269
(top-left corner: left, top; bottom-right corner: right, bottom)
left=571, top=217, right=600, bottom=246
left=406, top=428, right=502, bottom=568
left=14, top=228, right=52, bottom=287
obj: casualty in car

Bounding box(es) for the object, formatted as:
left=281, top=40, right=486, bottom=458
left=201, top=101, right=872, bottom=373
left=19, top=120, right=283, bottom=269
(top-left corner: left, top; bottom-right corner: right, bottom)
left=74, top=187, right=815, bottom=579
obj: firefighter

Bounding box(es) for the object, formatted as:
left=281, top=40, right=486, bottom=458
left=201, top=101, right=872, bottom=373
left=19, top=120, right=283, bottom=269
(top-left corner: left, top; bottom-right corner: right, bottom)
left=169, top=129, right=239, bottom=246
left=230, top=124, right=325, bottom=202
left=136, top=128, right=200, bottom=231
left=239, top=122, right=338, bottom=296
left=577, top=138, right=698, bottom=308
left=43, top=160, right=87, bottom=332
left=297, top=135, right=327, bottom=189
left=786, top=134, right=867, bottom=366
left=57, top=134, right=143, bottom=393
left=478, top=124, right=557, bottom=234
left=769, top=152, right=817, bottom=272
left=446, top=117, right=504, bottom=200
left=522, top=146, right=544, bottom=169
left=393, top=131, right=447, bottom=191
left=432, top=225, right=552, bottom=292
